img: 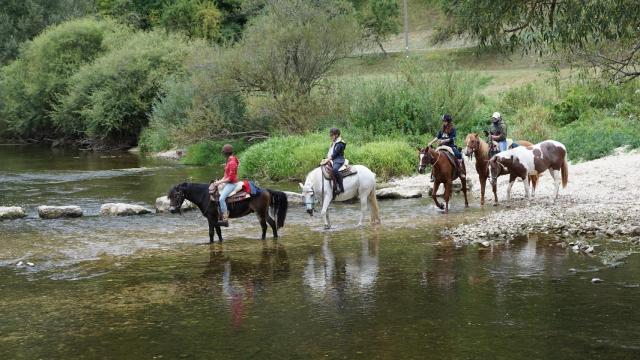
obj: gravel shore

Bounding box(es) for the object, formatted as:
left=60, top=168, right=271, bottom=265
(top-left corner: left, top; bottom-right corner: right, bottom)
left=444, top=147, right=640, bottom=246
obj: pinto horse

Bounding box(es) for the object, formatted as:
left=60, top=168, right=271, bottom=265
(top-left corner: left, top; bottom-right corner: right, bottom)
left=418, top=146, right=469, bottom=213
left=464, top=133, right=539, bottom=205
left=167, top=182, right=288, bottom=243
left=488, top=140, right=568, bottom=203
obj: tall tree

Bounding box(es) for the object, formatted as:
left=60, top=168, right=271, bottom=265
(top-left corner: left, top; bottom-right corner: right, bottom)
left=362, top=0, right=401, bottom=55
left=437, top=0, right=640, bottom=83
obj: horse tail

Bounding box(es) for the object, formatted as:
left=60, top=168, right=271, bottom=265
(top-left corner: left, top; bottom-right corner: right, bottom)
left=368, top=188, right=381, bottom=225
left=268, top=190, right=288, bottom=228
left=561, top=159, right=569, bottom=188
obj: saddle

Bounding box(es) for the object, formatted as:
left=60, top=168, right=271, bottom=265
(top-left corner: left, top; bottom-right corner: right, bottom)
left=435, top=146, right=462, bottom=179
left=208, top=182, right=251, bottom=204
left=321, top=159, right=358, bottom=180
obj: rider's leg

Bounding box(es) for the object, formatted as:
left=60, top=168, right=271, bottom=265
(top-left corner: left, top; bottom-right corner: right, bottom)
left=219, top=183, right=235, bottom=221
left=453, top=147, right=466, bottom=179
left=499, top=140, right=508, bottom=152
left=332, top=161, right=344, bottom=194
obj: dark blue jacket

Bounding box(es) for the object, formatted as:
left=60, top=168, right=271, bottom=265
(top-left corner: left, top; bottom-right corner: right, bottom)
left=331, top=140, right=346, bottom=163
left=437, top=127, right=457, bottom=148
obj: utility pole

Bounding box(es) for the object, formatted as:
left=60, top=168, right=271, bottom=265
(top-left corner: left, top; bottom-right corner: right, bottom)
left=403, top=0, right=409, bottom=56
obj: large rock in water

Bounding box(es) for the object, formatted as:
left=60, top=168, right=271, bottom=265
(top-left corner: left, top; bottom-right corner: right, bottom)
left=100, top=203, right=152, bottom=216
left=376, top=187, right=423, bottom=199
left=155, top=196, right=197, bottom=213
left=37, top=205, right=83, bottom=219
left=0, top=206, right=27, bottom=220
left=283, top=191, right=304, bottom=205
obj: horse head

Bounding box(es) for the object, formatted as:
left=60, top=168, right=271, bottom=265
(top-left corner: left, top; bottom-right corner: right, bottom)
left=417, top=147, right=432, bottom=174
left=488, top=156, right=506, bottom=186
left=299, top=181, right=316, bottom=216
left=168, top=183, right=187, bottom=214
left=464, top=133, right=479, bottom=158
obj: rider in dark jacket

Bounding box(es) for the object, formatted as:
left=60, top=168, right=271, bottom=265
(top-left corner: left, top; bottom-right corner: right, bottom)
left=327, top=127, right=346, bottom=195
left=436, top=114, right=465, bottom=179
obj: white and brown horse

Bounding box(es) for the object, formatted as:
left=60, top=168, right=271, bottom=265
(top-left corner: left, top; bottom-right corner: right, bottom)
left=464, top=133, right=538, bottom=205
left=488, top=140, right=569, bottom=203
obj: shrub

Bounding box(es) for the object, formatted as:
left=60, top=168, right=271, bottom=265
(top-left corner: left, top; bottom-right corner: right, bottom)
left=0, top=18, right=129, bottom=139
left=556, top=111, right=640, bottom=161
left=52, top=30, right=196, bottom=145
left=510, top=105, right=557, bottom=144
left=182, top=139, right=250, bottom=166
left=500, top=82, right=555, bottom=115
left=238, top=132, right=416, bottom=181
left=340, top=69, right=481, bottom=137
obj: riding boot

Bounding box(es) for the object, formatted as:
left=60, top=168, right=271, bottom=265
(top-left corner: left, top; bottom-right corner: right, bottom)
left=333, top=172, right=344, bottom=200
left=218, top=210, right=229, bottom=227
left=456, top=159, right=466, bottom=179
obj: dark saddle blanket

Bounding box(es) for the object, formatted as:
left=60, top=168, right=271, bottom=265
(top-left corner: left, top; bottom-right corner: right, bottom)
left=321, top=162, right=358, bottom=180
left=208, top=180, right=261, bottom=204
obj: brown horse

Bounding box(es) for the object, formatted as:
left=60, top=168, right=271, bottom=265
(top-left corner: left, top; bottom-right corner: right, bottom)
left=168, top=183, right=288, bottom=243
left=464, top=133, right=539, bottom=206
left=418, top=146, right=469, bottom=213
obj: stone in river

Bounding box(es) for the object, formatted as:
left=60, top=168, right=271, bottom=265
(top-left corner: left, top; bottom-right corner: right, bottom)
left=155, top=196, right=197, bottom=213
left=37, top=205, right=83, bottom=219
left=0, top=206, right=27, bottom=220
left=375, top=187, right=423, bottom=199
left=100, top=203, right=153, bottom=216
left=591, top=278, right=604, bottom=284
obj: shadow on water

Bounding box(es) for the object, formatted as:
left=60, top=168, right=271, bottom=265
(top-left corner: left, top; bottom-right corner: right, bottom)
left=2, top=146, right=640, bottom=359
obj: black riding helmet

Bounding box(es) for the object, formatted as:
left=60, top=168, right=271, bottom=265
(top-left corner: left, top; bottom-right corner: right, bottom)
left=221, top=144, right=233, bottom=155
left=441, top=114, right=452, bottom=122
left=329, top=127, right=341, bottom=137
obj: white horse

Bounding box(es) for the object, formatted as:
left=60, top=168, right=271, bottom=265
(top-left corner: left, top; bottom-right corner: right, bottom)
left=300, top=165, right=380, bottom=229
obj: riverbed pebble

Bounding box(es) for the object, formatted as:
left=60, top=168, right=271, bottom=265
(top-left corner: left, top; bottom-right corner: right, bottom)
left=37, top=205, right=83, bottom=219
left=0, top=206, right=27, bottom=220
left=100, top=203, right=153, bottom=216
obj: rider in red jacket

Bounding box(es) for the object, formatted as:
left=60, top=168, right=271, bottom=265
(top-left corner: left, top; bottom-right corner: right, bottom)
left=211, top=144, right=238, bottom=225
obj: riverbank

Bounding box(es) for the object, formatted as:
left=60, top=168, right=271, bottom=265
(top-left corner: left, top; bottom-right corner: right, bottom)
left=445, top=148, right=640, bottom=246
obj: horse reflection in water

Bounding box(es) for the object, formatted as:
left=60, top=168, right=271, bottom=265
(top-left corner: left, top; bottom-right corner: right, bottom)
left=203, top=243, right=290, bottom=328
left=304, top=231, right=379, bottom=301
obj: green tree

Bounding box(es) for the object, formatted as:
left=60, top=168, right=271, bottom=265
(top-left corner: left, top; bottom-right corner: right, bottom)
left=0, top=18, right=129, bottom=139
left=159, top=0, right=222, bottom=42
left=436, top=0, right=640, bottom=83
left=362, top=0, right=401, bottom=55
left=0, top=0, right=95, bottom=64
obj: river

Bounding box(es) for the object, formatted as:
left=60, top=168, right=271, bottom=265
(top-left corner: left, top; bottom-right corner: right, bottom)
left=1, top=145, right=639, bottom=359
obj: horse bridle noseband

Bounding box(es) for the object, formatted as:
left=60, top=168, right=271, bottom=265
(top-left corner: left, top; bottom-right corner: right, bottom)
left=171, top=189, right=186, bottom=215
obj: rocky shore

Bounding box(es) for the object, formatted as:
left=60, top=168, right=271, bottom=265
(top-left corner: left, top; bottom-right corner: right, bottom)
left=444, top=148, right=640, bottom=246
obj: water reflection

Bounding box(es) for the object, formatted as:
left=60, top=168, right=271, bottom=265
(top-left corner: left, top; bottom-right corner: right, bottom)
left=304, top=231, right=380, bottom=299
left=203, top=243, right=290, bottom=327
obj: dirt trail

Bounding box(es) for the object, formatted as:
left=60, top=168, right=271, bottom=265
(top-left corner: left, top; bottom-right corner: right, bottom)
left=445, top=148, right=640, bottom=245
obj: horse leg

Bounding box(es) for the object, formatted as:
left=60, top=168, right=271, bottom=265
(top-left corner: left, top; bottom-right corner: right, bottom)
left=432, top=180, right=444, bottom=210
left=506, top=175, right=517, bottom=202
left=492, top=181, right=499, bottom=206
left=461, top=177, right=469, bottom=208
left=530, top=175, right=538, bottom=198
left=551, top=169, right=561, bottom=200
left=215, top=226, right=223, bottom=242
left=523, top=176, right=531, bottom=202
left=266, top=214, right=278, bottom=238
left=321, top=193, right=332, bottom=229
left=256, top=210, right=268, bottom=240
left=443, top=180, right=452, bottom=213
left=207, top=217, right=215, bottom=243
left=357, top=194, right=368, bottom=227
left=480, top=175, right=486, bottom=206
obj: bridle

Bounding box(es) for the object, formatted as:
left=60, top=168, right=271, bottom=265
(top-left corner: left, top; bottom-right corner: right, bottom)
left=170, top=188, right=186, bottom=215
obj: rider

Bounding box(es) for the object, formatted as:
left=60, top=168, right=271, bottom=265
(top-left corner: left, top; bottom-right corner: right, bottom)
left=326, top=127, right=346, bottom=196
left=436, top=114, right=465, bottom=179
left=211, top=144, right=239, bottom=225
left=489, top=112, right=508, bottom=152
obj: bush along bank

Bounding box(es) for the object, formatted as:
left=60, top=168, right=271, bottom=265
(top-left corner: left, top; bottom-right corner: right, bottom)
left=237, top=132, right=418, bottom=181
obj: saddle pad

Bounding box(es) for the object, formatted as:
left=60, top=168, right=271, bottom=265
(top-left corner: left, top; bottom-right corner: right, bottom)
left=322, top=164, right=358, bottom=179
left=435, top=146, right=454, bottom=155
left=210, top=190, right=251, bottom=204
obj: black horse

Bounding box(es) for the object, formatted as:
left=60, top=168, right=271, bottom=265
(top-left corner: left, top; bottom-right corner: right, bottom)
left=167, top=182, right=288, bottom=243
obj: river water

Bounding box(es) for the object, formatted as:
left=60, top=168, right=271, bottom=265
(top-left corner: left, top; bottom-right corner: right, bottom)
left=1, top=146, right=639, bottom=359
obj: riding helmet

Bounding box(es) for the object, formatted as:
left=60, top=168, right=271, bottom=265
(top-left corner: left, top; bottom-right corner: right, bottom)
left=221, top=144, right=233, bottom=155
left=492, top=112, right=501, bottom=121
left=441, top=114, right=452, bottom=122
left=329, top=127, right=341, bottom=136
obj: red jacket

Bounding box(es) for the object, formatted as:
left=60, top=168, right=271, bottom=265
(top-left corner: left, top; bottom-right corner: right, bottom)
left=224, top=155, right=239, bottom=183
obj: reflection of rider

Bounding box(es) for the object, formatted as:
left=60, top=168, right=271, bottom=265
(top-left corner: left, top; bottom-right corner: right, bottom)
left=436, top=114, right=465, bottom=179
left=490, top=112, right=508, bottom=152
left=326, top=128, right=346, bottom=195
left=211, top=144, right=238, bottom=225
